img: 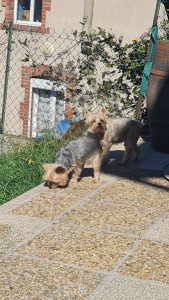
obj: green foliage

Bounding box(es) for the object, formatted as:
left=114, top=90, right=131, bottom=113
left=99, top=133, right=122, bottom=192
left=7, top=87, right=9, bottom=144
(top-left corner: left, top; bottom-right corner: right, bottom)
left=69, top=28, right=149, bottom=121
left=160, top=19, right=169, bottom=40
left=70, top=21, right=169, bottom=121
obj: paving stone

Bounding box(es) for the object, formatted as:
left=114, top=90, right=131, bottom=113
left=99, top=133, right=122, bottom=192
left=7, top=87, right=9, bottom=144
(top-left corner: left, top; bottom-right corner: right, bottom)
left=118, top=240, right=169, bottom=284
left=144, top=211, right=169, bottom=244
left=10, top=193, right=79, bottom=220
left=93, top=181, right=169, bottom=211
left=89, top=274, right=169, bottom=300
left=17, top=224, right=135, bottom=271
left=0, top=214, right=49, bottom=253
left=59, top=200, right=160, bottom=236
left=0, top=256, right=105, bottom=299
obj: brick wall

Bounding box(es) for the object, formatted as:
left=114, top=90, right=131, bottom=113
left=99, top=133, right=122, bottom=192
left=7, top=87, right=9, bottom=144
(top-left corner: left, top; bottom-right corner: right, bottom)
left=20, top=65, right=73, bottom=137
left=1, top=0, right=51, bottom=33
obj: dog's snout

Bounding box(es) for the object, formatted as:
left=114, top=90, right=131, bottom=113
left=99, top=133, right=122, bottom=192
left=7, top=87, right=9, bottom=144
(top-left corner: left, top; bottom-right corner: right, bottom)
left=98, top=122, right=102, bottom=127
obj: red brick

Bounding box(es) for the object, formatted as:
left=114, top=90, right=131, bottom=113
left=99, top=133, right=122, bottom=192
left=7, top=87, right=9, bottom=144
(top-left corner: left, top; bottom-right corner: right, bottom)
left=20, top=64, right=74, bottom=137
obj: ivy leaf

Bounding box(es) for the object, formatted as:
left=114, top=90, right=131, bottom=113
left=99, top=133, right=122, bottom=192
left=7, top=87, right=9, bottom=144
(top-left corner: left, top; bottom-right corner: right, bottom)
left=102, top=72, right=107, bottom=79
left=73, top=30, right=77, bottom=37
left=87, top=77, right=96, bottom=87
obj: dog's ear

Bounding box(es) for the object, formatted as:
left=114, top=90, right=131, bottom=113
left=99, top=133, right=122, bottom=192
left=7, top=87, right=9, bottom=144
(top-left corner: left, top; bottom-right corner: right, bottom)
left=84, top=108, right=91, bottom=119
left=41, top=164, right=66, bottom=174
left=55, top=166, right=67, bottom=174
left=100, top=106, right=107, bottom=117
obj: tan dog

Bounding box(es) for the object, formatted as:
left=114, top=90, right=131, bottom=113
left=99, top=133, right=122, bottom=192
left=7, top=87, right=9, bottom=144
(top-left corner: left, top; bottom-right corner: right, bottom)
left=85, top=107, right=142, bottom=166
left=42, top=136, right=102, bottom=188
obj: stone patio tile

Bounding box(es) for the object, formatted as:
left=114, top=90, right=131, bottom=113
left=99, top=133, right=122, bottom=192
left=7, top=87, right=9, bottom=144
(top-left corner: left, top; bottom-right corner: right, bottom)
left=59, top=200, right=160, bottom=236
left=0, top=251, right=4, bottom=259
left=17, top=224, right=135, bottom=271
left=89, top=274, right=169, bottom=300
left=118, top=240, right=169, bottom=284
left=0, top=214, right=49, bottom=253
left=0, top=256, right=105, bottom=299
left=121, top=169, right=169, bottom=188
left=10, top=193, right=79, bottom=220
left=92, top=181, right=169, bottom=211
left=144, top=211, right=169, bottom=244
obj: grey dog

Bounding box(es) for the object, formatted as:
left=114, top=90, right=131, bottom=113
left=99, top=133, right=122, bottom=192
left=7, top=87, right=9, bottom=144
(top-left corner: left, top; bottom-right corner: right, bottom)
left=42, top=137, right=102, bottom=188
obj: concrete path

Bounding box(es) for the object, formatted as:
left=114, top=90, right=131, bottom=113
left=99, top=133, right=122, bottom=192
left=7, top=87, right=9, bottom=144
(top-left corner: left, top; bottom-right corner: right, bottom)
left=0, top=138, right=169, bottom=299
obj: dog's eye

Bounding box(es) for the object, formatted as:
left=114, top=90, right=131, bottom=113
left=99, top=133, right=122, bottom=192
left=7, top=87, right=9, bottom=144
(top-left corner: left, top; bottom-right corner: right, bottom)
left=100, top=119, right=104, bottom=123
left=92, top=120, right=96, bottom=123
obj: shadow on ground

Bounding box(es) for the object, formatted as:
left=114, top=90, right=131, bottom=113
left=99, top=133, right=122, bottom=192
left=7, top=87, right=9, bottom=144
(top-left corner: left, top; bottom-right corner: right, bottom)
left=81, top=139, right=169, bottom=192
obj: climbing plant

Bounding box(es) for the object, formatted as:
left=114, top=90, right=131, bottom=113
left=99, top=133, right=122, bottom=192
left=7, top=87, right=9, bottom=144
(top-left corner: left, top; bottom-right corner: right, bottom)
left=67, top=28, right=149, bottom=121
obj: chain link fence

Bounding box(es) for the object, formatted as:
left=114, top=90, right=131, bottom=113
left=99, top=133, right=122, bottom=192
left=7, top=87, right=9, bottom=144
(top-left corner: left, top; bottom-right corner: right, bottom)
left=0, top=24, right=149, bottom=143
left=0, top=25, right=81, bottom=139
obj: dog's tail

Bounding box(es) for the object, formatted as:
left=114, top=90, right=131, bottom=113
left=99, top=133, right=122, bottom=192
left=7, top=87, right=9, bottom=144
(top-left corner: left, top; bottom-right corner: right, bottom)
left=61, top=119, right=86, bottom=141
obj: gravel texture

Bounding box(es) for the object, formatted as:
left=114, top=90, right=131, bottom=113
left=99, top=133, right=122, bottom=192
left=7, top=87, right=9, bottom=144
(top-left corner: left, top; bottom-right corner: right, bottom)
left=0, top=154, right=169, bottom=299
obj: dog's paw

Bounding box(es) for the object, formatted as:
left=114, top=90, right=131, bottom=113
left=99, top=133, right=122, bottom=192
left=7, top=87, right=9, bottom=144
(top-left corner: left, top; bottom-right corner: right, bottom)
left=92, top=178, right=99, bottom=184
left=69, top=179, right=79, bottom=186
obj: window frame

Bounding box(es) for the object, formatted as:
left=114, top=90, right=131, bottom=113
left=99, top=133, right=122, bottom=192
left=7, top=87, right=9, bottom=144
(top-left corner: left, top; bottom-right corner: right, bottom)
left=28, top=78, right=66, bottom=138
left=13, top=0, right=42, bottom=27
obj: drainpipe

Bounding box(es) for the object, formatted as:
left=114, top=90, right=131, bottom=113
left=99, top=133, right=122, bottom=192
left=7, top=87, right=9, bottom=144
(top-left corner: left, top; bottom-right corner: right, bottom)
left=82, top=0, right=88, bottom=31
left=82, top=0, right=94, bottom=33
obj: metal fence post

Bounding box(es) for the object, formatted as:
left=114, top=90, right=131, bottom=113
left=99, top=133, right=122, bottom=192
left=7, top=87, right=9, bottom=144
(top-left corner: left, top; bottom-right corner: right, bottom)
left=0, top=22, right=13, bottom=134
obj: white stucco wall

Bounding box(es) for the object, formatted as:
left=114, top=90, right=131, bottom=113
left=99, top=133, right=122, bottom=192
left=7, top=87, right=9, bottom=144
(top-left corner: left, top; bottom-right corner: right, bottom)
left=92, top=0, right=157, bottom=42
left=46, top=0, right=84, bottom=33
left=0, top=0, right=159, bottom=41
left=45, top=0, right=157, bottom=42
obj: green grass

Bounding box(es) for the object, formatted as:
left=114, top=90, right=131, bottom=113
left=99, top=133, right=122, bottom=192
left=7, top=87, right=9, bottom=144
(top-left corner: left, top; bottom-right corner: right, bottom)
left=0, top=124, right=87, bottom=205
left=0, top=136, right=61, bottom=205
